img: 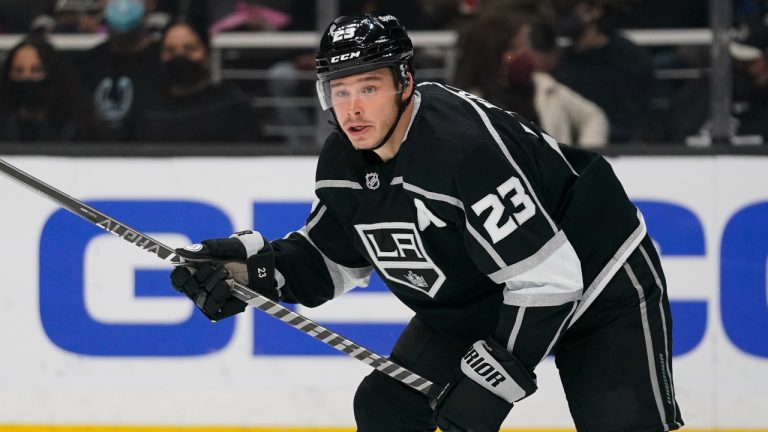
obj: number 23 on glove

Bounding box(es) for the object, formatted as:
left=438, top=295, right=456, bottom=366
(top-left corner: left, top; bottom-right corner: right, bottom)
left=170, top=230, right=281, bottom=321
left=434, top=339, right=538, bottom=432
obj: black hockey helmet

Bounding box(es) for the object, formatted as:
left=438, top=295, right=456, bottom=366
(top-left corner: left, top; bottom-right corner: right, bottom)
left=315, top=13, right=414, bottom=110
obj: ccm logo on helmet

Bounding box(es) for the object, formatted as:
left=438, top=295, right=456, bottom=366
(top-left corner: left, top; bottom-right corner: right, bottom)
left=331, top=51, right=361, bottom=63
left=463, top=346, right=507, bottom=387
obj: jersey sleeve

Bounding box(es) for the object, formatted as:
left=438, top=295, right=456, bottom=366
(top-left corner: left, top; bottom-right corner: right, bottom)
left=452, top=107, right=584, bottom=395
left=270, top=196, right=374, bottom=307
left=455, top=125, right=583, bottom=307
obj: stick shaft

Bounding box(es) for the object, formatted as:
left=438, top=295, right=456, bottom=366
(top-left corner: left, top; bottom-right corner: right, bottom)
left=0, top=158, right=442, bottom=399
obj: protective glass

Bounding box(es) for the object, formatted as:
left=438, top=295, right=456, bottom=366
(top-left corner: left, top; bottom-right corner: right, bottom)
left=316, top=77, right=402, bottom=111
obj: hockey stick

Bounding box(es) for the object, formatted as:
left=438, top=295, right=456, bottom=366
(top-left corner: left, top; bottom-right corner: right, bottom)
left=0, top=158, right=442, bottom=399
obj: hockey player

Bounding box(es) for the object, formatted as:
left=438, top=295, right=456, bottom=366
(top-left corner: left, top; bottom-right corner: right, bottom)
left=170, top=14, right=684, bottom=432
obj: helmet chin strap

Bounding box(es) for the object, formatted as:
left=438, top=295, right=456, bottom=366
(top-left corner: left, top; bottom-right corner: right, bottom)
left=367, top=88, right=412, bottom=151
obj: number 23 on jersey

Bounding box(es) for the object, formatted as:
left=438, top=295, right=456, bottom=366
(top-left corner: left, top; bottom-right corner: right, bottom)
left=471, top=176, right=536, bottom=244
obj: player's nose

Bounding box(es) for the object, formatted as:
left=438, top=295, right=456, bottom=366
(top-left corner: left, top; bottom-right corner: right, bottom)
left=344, top=96, right=363, bottom=116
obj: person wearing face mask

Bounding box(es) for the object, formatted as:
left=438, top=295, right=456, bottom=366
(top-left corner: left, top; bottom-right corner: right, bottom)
left=75, top=0, right=166, bottom=141
left=0, top=35, right=105, bottom=142
left=135, top=21, right=252, bottom=142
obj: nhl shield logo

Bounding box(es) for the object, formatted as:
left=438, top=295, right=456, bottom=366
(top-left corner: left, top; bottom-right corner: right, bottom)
left=365, top=172, right=380, bottom=190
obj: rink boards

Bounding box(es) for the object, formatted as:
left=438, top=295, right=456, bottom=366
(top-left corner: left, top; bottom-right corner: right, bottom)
left=0, top=155, right=765, bottom=431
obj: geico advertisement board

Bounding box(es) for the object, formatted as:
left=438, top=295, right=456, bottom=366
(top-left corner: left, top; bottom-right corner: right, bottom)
left=0, top=156, right=765, bottom=430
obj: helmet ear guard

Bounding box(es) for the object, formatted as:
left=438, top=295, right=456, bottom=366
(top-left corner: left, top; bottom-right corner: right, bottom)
left=398, top=61, right=413, bottom=89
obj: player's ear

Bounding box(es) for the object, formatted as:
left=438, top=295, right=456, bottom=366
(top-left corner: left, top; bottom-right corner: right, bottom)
left=402, top=72, right=414, bottom=99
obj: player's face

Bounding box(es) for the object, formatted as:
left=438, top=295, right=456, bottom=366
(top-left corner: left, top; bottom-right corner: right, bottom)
left=330, top=68, right=402, bottom=150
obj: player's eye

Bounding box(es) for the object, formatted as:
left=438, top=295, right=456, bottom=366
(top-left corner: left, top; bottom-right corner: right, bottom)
left=362, top=86, right=377, bottom=95
left=334, top=89, right=350, bottom=98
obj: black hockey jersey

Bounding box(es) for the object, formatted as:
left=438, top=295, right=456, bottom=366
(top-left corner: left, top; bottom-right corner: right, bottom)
left=270, top=82, right=646, bottom=381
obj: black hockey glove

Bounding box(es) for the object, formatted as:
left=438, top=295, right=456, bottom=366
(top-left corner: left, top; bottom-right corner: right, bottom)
left=433, top=338, right=538, bottom=432
left=170, top=263, right=246, bottom=321
left=171, top=230, right=281, bottom=320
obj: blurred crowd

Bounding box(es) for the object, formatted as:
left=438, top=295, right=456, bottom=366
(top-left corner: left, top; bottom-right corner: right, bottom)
left=0, top=0, right=766, bottom=147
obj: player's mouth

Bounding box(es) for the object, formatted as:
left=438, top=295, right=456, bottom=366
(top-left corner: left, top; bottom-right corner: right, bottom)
left=346, top=124, right=371, bottom=137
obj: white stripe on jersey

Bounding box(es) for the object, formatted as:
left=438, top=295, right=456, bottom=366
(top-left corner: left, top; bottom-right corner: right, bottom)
left=500, top=232, right=583, bottom=307
left=467, top=221, right=506, bottom=268
left=402, top=91, right=422, bottom=141
left=623, top=262, right=669, bottom=428
left=570, top=210, right=647, bottom=325
left=305, top=204, right=327, bottom=233
left=297, top=205, right=373, bottom=298
left=429, top=82, right=559, bottom=234
left=393, top=177, right=508, bottom=268
left=419, top=82, right=579, bottom=179
left=538, top=302, right=577, bottom=364
left=398, top=178, right=465, bottom=209
left=503, top=281, right=582, bottom=307
left=639, top=243, right=678, bottom=423
left=489, top=230, right=571, bottom=284
left=541, top=133, right=578, bottom=176
left=519, top=122, right=539, bottom=137
left=506, top=307, right=527, bottom=351
left=316, top=180, right=363, bottom=190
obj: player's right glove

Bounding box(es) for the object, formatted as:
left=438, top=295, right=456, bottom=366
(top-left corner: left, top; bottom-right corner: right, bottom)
left=170, top=263, right=246, bottom=321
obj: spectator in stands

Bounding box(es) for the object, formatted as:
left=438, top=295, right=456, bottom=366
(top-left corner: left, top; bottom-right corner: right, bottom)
left=228, top=0, right=315, bottom=148
left=454, top=8, right=608, bottom=148
left=76, top=0, right=166, bottom=141
left=0, top=34, right=104, bottom=141
left=552, top=0, right=653, bottom=144
left=453, top=9, right=540, bottom=123
left=52, top=0, right=171, bottom=35
left=51, top=0, right=103, bottom=33
left=136, top=21, right=252, bottom=142
left=527, top=21, right=608, bottom=147
left=729, top=13, right=768, bottom=141
left=671, top=12, right=768, bottom=144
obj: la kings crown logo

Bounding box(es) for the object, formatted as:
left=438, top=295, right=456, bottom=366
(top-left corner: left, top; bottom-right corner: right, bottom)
left=405, top=270, right=428, bottom=288
left=355, top=222, right=446, bottom=297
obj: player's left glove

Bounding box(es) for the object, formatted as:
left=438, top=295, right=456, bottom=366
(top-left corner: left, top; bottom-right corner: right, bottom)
left=433, top=338, right=538, bottom=432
